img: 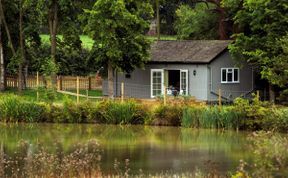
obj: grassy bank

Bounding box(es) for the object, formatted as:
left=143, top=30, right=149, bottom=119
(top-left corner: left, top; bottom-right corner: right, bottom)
left=2, top=88, right=102, bottom=103
left=0, top=93, right=287, bottom=132
left=40, top=34, right=177, bottom=50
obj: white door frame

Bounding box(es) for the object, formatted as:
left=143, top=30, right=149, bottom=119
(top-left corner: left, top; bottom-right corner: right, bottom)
left=151, top=69, right=164, bottom=98
left=180, top=69, right=189, bottom=95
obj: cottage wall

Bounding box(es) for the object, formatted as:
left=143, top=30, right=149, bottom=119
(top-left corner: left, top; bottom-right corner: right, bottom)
left=103, top=63, right=209, bottom=100
left=208, top=51, right=254, bottom=101
left=103, top=51, right=254, bottom=101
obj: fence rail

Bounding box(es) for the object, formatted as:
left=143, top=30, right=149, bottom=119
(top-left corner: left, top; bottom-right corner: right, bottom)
left=6, top=75, right=102, bottom=90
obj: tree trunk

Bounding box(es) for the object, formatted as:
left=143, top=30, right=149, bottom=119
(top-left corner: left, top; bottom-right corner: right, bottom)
left=49, top=1, right=58, bottom=87
left=107, top=60, right=114, bottom=98
left=0, top=0, right=16, bottom=55
left=18, top=0, right=25, bottom=92
left=218, top=7, right=228, bottom=40
left=0, top=21, right=4, bottom=91
left=269, top=84, right=275, bottom=103
left=156, top=0, right=160, bottom=40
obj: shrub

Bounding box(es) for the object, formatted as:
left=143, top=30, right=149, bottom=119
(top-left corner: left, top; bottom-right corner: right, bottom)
left=262, top=108, right=288, bottom=132
left=153, top=105, right=183, bottom=126
left=233, top=96, right=270, bottom=130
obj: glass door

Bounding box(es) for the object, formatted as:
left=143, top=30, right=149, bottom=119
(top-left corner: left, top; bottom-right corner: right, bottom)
left=180, top=70, right=188, bottom=95
left=151, top=69, right=164, bottom=98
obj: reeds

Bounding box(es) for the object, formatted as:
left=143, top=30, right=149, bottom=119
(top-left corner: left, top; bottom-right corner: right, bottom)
left=182, top=106, right=242, bottom=130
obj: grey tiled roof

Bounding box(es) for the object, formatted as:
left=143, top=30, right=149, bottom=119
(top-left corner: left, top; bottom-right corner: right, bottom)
left=150, top=40, right=232, bottom=63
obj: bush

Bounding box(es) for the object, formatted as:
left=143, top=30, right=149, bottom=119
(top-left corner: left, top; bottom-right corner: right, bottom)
left=153, top=105, right=183, bottom=126
left=233, top=96, right=270, bottom=130
left=262, top=108, right=288, bottom=132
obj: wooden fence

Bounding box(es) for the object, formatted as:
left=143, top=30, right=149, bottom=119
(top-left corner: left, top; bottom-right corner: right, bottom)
left=6, top=75, right=102, bottom=90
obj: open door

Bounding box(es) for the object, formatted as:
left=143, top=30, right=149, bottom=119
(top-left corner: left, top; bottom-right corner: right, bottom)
left=151, top=69, right=164, bottom=98
left=180, top=70, right=188, bottom=95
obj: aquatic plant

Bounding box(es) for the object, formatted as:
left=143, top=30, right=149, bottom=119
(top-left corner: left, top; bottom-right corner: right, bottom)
left=0, top=140, right=102, bottom=178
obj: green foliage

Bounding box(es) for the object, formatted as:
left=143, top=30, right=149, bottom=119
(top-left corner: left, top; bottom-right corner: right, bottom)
left=225, top=0, right=288, bottom=96
left=233, top=96, right=270, bottom=130
left=245, top=132, right=288, bottom=177
left=182, top=106, right=242, bottom=130
left=0, top=95, right=45, bottom=122
left=99, top=100, right=146, bottom=125
left=182, top=107, right=203, bottom=128
left=153, top=105, right=183, bottom=126
left=175, top=3, right=218, bottom=40
left=84, top=0, right=153, bottom=74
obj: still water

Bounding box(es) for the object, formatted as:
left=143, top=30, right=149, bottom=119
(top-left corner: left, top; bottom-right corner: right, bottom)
left=0, top=123, right=253, bottom=175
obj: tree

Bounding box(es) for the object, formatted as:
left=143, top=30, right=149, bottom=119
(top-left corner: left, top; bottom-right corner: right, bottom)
left=223, top=0, right=288, bottom=102
left=85, top=0, right=153, bottom=98
left=175, top=3, right=218, bottom=39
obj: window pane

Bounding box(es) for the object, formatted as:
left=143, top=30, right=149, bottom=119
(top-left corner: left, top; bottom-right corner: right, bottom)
left=227, top=72, right=233, bottom=82
left=234, top=69, right=239, bottom=82
left=222, top=69, right=226, bottom=82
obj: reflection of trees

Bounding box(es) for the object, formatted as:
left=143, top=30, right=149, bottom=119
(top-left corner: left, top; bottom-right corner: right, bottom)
left=0, top=123, right=255, bottom=175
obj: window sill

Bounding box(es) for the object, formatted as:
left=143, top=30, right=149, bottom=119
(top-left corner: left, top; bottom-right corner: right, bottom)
left=221, top=82, right=240, bottom=84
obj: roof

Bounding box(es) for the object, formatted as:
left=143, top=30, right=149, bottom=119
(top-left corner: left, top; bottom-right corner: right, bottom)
left=150, top=40, right=232, bottom=64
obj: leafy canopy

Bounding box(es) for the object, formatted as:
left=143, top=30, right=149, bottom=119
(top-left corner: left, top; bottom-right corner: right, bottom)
left=84, top=0, right=153, bottom=73
left=223, top=0, right=288, bottom=94
left=175, top=3, right=218, bottom=40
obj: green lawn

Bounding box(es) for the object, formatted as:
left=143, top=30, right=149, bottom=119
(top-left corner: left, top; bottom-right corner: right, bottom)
left=41, top=34, right=94, bottom=49
left=1, top=88, right=102, bottom=103
left=40, top=34, right=177, bottom=50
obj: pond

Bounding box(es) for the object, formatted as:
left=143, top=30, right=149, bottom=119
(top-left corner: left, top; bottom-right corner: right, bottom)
left=0, top=123, right=254, bottom=176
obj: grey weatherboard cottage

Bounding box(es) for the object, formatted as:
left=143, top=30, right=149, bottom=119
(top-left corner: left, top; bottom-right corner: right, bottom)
left=103, top=40, right=255, bottom=101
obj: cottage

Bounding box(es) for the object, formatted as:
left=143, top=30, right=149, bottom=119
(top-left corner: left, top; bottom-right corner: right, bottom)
left=103, top=40, right=255, bottom=101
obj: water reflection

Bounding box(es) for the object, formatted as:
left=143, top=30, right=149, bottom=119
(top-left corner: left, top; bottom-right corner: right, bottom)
left=0, top=123, right=253, bottom=175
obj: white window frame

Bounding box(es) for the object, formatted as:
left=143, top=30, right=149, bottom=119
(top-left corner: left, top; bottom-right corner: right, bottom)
left=221, top=68, right=240, bottom=84
left=151, top=69, right=164, bottom=98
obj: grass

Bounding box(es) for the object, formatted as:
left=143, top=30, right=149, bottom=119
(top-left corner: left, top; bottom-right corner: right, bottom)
left=40, top=34, right=177, bottom=50
left=1, top=88, right=102, bottom=103
left=41, top=34, right=94, bottom=49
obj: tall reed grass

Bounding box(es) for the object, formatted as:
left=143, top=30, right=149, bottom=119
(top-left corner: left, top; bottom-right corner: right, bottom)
left=0, top=94, right=287, bottom=132
left=182, top=106, right=242, bottom=130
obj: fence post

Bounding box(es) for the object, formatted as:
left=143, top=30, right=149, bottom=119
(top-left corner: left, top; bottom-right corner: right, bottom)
left=86, top=90, right=89, bottom=101
left=218, top=89, right=222, bottom=108
left=36, top=72, right=39, bottom=102
left=59, top=76, right=62, bottom=91
left=256, top=90, right=260, bottom=101
left=121, top=82, right=124, bottom=103
left=57, top=76, right=60, bottom=91
left=163, top=86, right=167, bottom=106
left=88, top=76, right=92, bottom=90
left=76, top=76, right=80, bottom=104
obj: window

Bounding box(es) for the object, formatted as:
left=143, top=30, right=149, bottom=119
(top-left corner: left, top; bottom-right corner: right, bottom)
left=221, top=68, right=240, bottom=83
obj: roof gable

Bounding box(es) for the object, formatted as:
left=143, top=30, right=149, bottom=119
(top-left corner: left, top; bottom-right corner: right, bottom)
left=150, top=40, right=232, bottom=63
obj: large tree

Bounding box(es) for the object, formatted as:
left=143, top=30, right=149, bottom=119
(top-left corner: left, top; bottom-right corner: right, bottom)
left=175, top=3, right=218, bottom=39
left=222, top=0, right=288, bottom=102
left=85, top=0, right=153, bottom=98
